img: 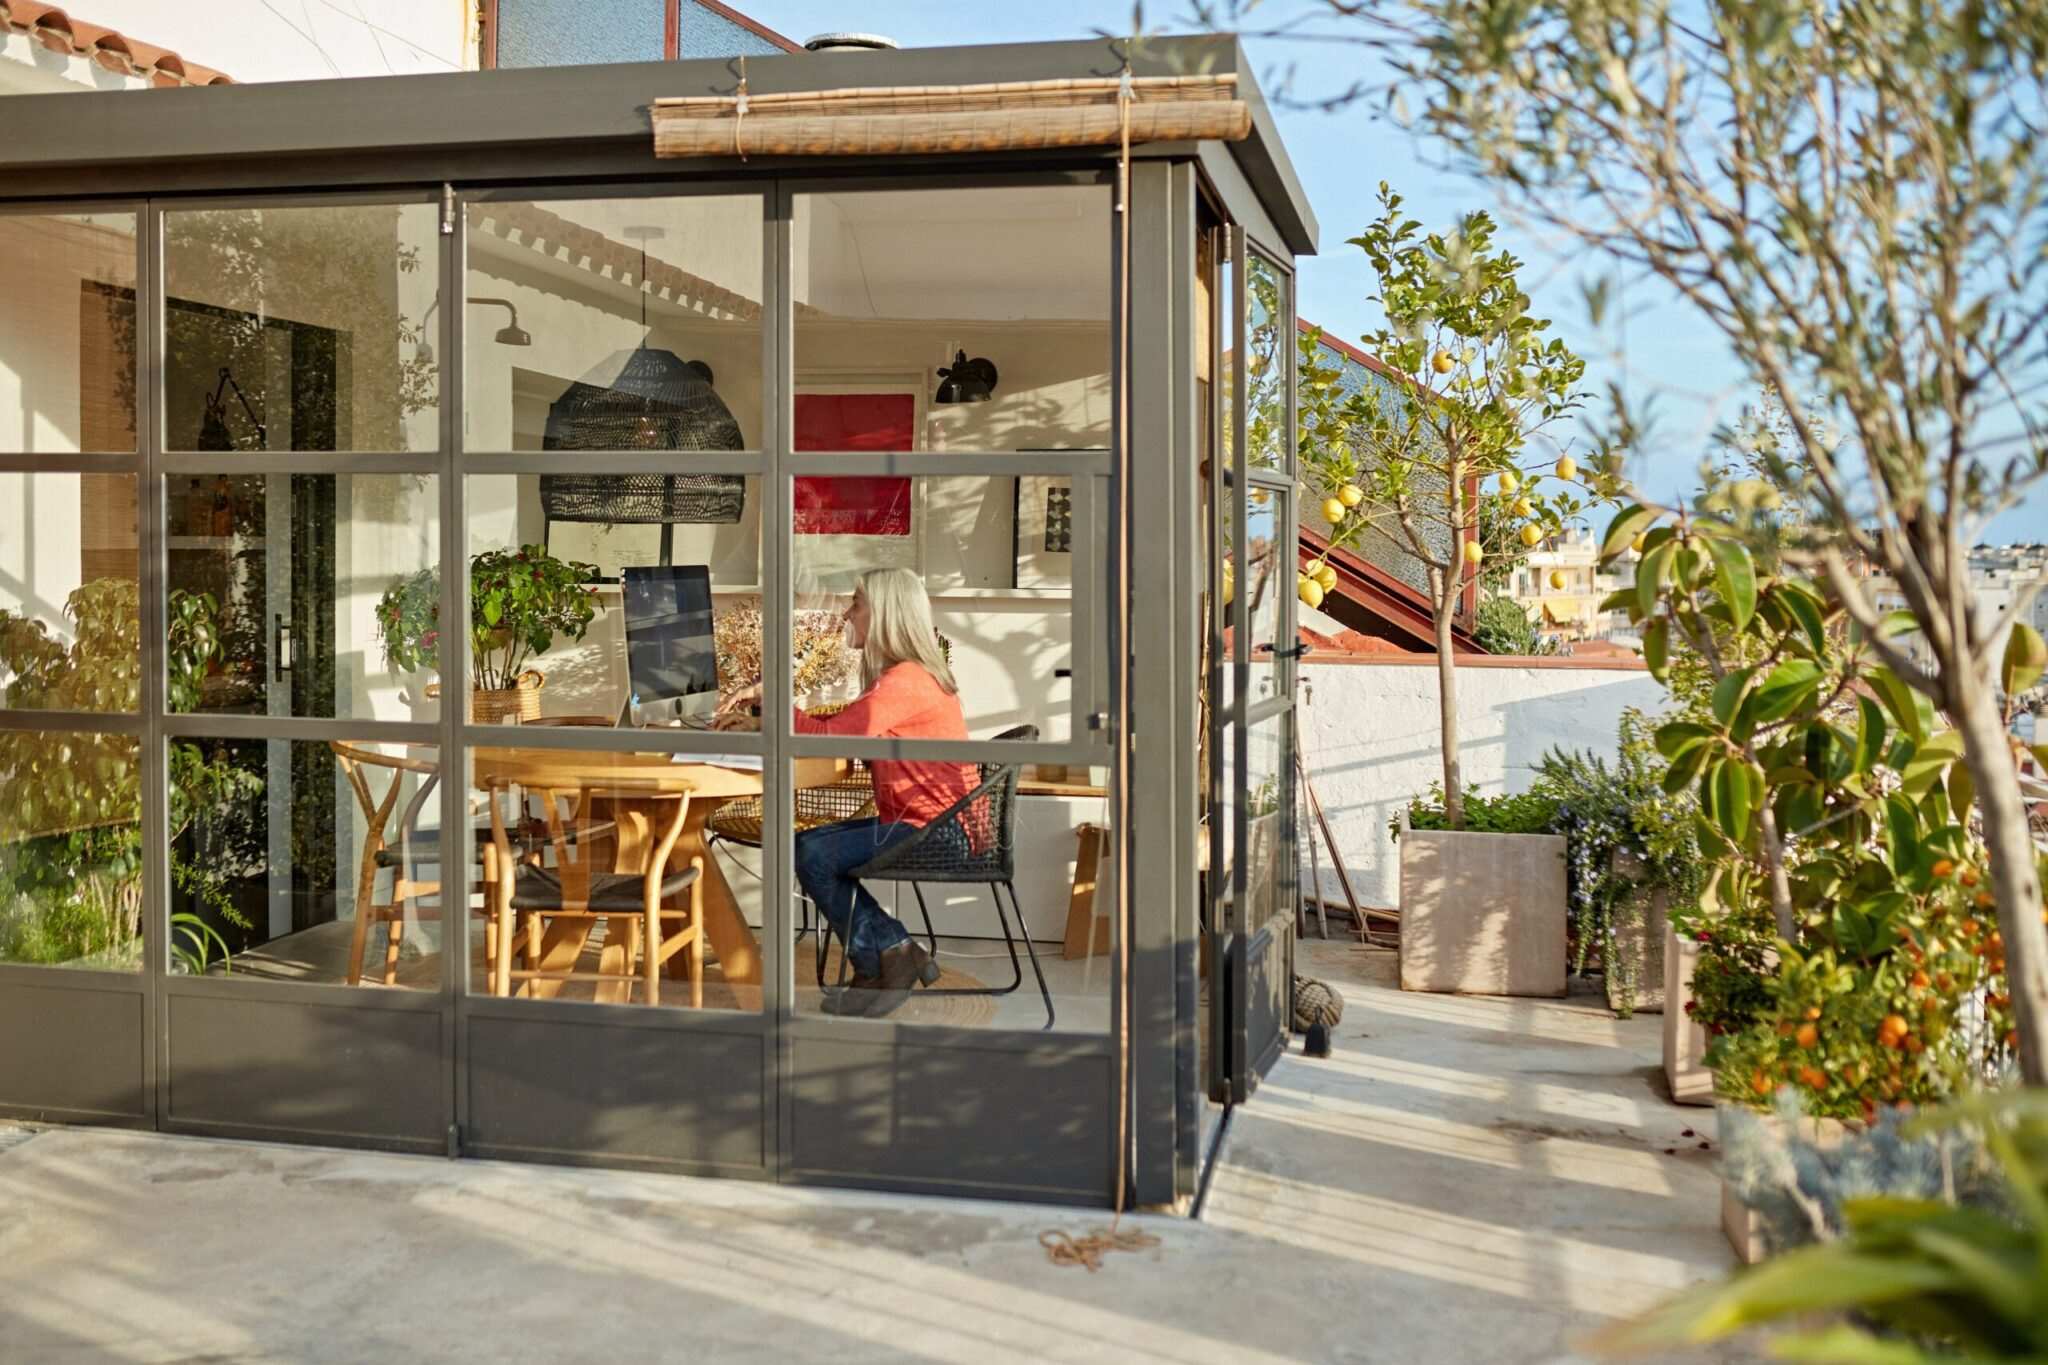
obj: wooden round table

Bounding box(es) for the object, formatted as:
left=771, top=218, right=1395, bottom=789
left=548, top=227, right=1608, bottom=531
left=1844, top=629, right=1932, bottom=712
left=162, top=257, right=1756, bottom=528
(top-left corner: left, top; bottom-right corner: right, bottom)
left=471, top=748, right=846, bottom=994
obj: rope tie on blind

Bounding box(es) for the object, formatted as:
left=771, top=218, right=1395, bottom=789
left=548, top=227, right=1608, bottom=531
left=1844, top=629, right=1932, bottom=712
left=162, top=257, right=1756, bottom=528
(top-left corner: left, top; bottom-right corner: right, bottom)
left=1040, top=54, right=1157, bottom=1271
left=732, top=57, right=750, bottom=160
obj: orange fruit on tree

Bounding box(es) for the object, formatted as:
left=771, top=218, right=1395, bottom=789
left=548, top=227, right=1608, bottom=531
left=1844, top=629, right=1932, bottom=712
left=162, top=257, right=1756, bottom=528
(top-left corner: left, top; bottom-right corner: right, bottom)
left=1958, top=867, right=1979, bottom=887
left=1798, top=1066, right=1828, bottom=1091
left=1932, top=858, right=1955, bottom=879
left=1803, top=1006, right=1822, bottom=1021
left=1750, top=1070, right=1772, bottom=1097
left=1795, top=1023, right=1819, bottom=1049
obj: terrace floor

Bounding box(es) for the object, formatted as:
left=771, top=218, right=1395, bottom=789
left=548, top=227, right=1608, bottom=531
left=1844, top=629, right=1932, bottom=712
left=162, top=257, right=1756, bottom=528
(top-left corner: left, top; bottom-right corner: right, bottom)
left=0, top=939, right=1760, bottom=1363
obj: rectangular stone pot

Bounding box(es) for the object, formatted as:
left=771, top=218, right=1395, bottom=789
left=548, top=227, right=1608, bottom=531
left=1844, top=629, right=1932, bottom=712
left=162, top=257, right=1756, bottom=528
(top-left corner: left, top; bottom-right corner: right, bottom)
left=1398, top=828, right=1567, bottom=997
left=1606, top=851, right=1668, bottom=1016
left=1721, top=1111, right=1854, bottom=1264
left=1662, top=920, right=1714, bottom=1106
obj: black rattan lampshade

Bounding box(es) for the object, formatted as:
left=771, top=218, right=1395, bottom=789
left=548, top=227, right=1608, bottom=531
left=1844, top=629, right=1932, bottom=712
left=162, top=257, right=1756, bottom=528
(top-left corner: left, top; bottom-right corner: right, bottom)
left=539, top=347, right=746, bottom=526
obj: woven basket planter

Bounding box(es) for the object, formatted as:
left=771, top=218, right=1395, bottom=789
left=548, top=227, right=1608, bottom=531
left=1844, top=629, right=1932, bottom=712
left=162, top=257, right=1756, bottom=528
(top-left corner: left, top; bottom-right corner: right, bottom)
left=471, top=672, right=544, bottom=725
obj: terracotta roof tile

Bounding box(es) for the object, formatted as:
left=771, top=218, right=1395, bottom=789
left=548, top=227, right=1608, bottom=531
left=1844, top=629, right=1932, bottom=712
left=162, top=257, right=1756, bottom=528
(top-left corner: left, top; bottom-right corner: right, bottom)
left=2, top=1, right=233, bottom=87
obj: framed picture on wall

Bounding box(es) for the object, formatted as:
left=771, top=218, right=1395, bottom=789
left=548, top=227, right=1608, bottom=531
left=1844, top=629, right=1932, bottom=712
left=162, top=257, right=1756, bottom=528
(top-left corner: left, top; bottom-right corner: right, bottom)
left=1014, top=472, right=1075, bottom=589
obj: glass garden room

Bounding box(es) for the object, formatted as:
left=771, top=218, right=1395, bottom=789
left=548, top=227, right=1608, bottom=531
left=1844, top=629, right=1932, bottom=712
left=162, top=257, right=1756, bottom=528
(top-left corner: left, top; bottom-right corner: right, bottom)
left=0, top=35, right=1314, bottom=1209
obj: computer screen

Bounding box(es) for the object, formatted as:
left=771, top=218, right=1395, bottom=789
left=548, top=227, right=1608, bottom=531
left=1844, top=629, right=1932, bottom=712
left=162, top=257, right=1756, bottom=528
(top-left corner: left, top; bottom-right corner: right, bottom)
left=621, top=565, right=718, bottom=713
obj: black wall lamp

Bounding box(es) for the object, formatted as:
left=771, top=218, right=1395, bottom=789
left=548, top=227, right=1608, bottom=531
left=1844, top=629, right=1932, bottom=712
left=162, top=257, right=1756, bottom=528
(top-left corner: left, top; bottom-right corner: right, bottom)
left=935, top=349, right=998, bottom=404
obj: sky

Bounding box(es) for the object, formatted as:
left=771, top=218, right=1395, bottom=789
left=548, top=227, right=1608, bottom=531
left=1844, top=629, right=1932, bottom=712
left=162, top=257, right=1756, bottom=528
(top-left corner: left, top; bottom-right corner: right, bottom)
left=749, top=1, right=2048, bottom=542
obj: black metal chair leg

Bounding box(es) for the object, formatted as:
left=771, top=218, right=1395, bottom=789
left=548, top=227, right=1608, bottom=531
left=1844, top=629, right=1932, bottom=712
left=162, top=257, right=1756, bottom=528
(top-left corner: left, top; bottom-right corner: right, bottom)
left=910, top=882, right=1024, bottom=998
left=909, top=881, right=939, bottom=959
left=1004, top=880, right=1056, bottom=1030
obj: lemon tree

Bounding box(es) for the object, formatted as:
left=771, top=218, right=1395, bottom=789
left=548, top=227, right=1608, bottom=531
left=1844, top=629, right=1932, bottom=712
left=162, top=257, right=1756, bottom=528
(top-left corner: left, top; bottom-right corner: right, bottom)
left=1301, top=183, right=1613, bottom=827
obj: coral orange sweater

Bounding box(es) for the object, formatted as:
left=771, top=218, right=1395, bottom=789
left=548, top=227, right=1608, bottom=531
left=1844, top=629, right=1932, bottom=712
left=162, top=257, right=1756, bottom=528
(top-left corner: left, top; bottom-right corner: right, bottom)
left=794, top=663, right=977, bottom=827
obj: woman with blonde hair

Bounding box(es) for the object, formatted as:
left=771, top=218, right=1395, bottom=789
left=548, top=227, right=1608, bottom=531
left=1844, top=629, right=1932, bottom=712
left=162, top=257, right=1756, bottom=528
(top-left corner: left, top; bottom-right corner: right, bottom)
left=717, top=567, right=975, bottom=1016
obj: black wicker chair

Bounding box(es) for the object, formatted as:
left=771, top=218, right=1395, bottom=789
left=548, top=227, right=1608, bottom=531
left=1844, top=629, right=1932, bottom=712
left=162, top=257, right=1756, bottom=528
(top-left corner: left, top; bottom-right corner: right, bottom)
left=841, top=724, right=1054, bottom=1029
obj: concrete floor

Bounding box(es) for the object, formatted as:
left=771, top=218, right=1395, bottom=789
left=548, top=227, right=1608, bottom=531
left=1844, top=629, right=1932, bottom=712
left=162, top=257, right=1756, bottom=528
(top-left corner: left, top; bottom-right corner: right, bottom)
left=0, top=939, right=1759, bottom=1363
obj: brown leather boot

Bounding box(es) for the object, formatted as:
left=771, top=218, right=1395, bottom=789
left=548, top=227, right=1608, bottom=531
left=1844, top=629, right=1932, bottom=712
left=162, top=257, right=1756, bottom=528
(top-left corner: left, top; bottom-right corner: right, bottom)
left=860, top=940, right=937, bottom=1017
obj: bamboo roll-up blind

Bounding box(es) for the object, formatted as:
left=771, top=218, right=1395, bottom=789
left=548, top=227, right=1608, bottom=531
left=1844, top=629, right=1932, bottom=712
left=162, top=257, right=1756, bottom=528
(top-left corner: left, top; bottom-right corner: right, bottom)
left=652, top=73, right=1251, bottom=159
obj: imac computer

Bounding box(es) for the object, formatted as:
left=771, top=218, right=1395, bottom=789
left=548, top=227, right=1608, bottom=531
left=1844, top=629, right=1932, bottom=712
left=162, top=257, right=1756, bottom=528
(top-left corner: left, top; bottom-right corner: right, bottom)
left=620, top=564, right=719, bottom=727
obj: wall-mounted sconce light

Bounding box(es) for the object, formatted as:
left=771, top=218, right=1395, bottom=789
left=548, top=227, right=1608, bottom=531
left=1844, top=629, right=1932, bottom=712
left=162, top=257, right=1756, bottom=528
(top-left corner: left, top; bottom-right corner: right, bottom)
left=935, top=349, right=998, bottom=404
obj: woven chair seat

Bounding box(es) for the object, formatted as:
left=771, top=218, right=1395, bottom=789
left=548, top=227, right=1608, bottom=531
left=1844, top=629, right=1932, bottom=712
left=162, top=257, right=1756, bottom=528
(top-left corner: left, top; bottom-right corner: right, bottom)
left=705, top=766, right=877, bottom=848
left=510, top=862, right=700, bottom=912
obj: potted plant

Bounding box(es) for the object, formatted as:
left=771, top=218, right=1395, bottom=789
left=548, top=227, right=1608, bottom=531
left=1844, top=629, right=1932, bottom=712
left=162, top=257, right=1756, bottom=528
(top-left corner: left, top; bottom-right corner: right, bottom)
left=375, top=544, right=598, bottom=724
left=1532, top=708, right=1701, bottom=1018
left=1392, top=786, right=1568, bottom=996
left=1599, top=496, right=2018, bottom=1262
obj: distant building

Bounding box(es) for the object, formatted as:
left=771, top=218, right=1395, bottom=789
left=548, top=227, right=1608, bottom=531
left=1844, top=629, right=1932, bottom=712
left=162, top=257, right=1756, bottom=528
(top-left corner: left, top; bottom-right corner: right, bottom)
left=1505, top=527, right=1630, bottom=646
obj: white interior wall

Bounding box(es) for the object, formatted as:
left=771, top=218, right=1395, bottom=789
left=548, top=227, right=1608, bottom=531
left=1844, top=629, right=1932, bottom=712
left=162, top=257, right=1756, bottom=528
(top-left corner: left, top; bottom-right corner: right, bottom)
left=1298, top=658, right=1663, bottom=911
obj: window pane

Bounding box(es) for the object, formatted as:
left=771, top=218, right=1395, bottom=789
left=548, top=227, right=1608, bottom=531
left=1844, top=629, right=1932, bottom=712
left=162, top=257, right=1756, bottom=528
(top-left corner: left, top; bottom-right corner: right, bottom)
left=786, top=747, right=1108, bottom=1032
left=793, top=186, right=1111, bottom=452
left=464, top=473, right=759, bottom=727
left=465, top=196, right=763, bottom=453
left=0, top=211, right=137, bottom=455
left=1246, top=718, right=1288, bottom=932
left=163, top=203, right=440, bottom=452
left=167, top=474, right=439, bottom=721
left=171, top=738, right=439, bottom=988
left=0, top=730, right=142, bottom=969
left=787, top=474, right=1090, bottom=743
left=464, top=745, right=761, bottom=1013
left=1, top=473, right=138, bottom=712
left=1246, top=253, right=1288, bottom=472
left=494, top=0, right=663, bottom=68
left=1245, top=486, right=1285, bottom=705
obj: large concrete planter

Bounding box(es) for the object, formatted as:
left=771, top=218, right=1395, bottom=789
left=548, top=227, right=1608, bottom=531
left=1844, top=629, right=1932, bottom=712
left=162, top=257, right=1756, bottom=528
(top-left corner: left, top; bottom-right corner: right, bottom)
left=1720, top=1110, right=1855, bottom=1264
left=1605, top=851, right=1668, bottom=1016
left=1662, top=921, right=1714, bottom=1106
left=1399, top=828, right=1567, bottom=996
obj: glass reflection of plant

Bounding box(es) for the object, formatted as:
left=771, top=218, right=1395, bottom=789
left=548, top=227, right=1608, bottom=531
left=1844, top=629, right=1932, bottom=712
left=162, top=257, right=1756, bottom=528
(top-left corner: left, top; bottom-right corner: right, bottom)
left=375, top=545, right=598, bottom=692
left=0, top=579, right=259, bottom=971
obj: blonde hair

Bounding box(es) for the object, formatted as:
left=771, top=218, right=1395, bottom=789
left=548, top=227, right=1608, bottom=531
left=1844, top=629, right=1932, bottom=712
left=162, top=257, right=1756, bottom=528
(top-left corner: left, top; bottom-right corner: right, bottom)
left=855, top=567, right=956, bottom=695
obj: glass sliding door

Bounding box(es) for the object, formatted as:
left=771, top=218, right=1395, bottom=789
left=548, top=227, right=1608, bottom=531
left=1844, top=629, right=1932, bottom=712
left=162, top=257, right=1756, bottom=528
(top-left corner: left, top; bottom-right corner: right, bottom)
left=1204, top=226, right=1299, bottom=1103
left=0, top=208, right=152, bottom=1126
left=153, top=194, right=451, bottom=1150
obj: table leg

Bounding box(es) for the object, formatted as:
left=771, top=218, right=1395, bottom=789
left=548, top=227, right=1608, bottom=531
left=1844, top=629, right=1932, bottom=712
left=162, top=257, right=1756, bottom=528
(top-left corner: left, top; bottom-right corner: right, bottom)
left=669, top=801, right=759, bottom=987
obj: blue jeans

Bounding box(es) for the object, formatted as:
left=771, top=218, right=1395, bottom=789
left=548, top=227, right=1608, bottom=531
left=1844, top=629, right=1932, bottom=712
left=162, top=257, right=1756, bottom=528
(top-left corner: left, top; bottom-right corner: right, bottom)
left=793, top=817, right=919, bottom=978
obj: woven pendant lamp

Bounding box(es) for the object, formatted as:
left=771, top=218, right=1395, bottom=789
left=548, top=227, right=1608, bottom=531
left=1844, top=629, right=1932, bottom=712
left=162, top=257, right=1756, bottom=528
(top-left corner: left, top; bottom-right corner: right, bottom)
left=539, top=229, right=746, bottom=561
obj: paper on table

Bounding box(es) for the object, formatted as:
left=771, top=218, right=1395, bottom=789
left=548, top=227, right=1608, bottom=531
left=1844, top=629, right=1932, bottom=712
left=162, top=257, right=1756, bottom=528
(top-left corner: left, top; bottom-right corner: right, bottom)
left=670, top=753, right=765, bottom=771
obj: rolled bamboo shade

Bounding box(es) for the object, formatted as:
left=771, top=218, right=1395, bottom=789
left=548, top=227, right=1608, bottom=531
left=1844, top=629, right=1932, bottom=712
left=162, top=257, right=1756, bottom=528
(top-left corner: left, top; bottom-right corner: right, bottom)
left=653, top=74, right=1251, bottom=159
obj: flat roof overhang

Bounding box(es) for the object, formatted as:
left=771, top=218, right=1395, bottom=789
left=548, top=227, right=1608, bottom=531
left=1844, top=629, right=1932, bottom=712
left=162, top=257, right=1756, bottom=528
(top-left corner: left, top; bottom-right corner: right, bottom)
left=0, top=34, right=1316, bottom=256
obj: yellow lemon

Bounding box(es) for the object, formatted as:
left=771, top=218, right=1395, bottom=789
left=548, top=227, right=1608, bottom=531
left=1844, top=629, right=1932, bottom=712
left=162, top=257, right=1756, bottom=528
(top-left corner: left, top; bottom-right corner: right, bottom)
left=1432, top=349, right=1455, bottom=374
left=1298, top=578, right=1325, bottom=609
left=1498, top=469, right=1520, bottom=493
left=1631, top=531, right=1647, bottom=554
left=1462, top=540, right=1484, bottom=567
left=1221, top=565, right=1235, bottom=605
left=1554, top=455, right=1578, bottom=482
left=1337, top=483, right=1364, bottom=508
left=1549, top=569, right=1567, bottom=590
left=1520, top=523, right=1544, bottom=548
left=1315, top=564, right=1338, bottom=591
left=1511, top=497, right=1534, bottom=518
left=1322, top=498, right=1347, bottom=525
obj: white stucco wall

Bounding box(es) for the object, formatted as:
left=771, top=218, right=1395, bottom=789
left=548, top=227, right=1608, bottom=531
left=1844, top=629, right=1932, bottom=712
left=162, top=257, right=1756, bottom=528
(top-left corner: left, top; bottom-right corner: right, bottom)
left=24, top=1, right=472, bottom=85
left=1298, top=657, right=1663, bottom=911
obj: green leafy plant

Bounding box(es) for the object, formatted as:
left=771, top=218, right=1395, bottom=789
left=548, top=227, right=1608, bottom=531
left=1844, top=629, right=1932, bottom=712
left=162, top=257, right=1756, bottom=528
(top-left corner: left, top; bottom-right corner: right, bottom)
left=1532, top=709, right=1701, bottom=1014
left=0, top=580, right=256, bottom=969
left=1472, top=592, right=1555, bottom=656
left=1601, top=1090, right=2048, bottom=1360
left=1301, top=183, right=1614, bottom=827
left=1594, top=502, right=2014, bottom=1116
left=375, top=544, right=598, bottom=693
left=1395, top=783, right=1559, bottom=838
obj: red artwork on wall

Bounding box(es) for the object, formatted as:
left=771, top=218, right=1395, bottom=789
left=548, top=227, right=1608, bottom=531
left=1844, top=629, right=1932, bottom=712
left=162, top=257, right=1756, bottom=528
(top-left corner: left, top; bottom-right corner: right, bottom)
left=793, top=392, right=915, bottom=536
